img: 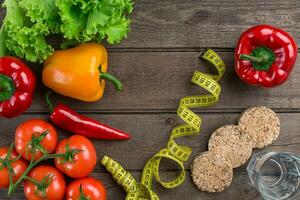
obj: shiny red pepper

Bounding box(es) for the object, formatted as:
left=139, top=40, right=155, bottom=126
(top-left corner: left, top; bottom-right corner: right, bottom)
left=46, top=93, right=131, bottom=140
left=0, top=57, right=36, bottom=118
left=235, top=25, right=298, bottom=87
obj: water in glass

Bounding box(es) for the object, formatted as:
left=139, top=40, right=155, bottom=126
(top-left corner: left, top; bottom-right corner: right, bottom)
left=247, top=151, right=300, bottom=200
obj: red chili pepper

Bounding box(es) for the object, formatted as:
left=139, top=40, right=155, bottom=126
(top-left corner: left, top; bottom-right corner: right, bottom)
left=235, top=25, right=298, bottom=87
left=46, top=92, right=131, bottom=140
left=0, top=56, right=36, bottom=118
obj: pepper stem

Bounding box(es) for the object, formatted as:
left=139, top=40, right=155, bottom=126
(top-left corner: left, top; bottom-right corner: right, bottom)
left=239, top=46, right=276, bottom=71
left=0, top=74, right=15, bottom=102
left=45, top=91, right=54, bottom=113
left=239, top=54, right=266, bottom=63
left=100, top=73, right=123, bottom=91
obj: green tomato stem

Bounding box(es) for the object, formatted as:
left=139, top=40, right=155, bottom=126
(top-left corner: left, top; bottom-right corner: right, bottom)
left=24, top=176, right=41, bottom=186
left=8, top=153, right=65, bottom=196
left=27, top=130, right=50, bottom=157
left=79, top=185, right=90, bottom=200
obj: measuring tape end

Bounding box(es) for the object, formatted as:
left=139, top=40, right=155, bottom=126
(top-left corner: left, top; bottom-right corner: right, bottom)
left=199, top=48, right=211, bottom=58
left=101, top=155, right=111, bottom=165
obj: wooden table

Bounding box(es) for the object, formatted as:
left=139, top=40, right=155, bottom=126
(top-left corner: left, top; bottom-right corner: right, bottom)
left=0, top=0, right=299, bottom=199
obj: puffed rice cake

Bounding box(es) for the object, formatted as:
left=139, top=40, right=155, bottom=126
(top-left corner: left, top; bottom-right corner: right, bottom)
left=238, top=106, right=280, bottom=148
left=208, top=125, right=253, bottom=168
left=191, top=151, right=233, bottom=192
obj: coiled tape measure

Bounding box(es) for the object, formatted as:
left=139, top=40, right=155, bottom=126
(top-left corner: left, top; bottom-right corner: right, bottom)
left=101, top=49, right=226, bottom=200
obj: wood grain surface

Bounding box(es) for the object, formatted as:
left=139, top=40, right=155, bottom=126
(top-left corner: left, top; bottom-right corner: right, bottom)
left=0, top=0, right=299, bottom=49
left=25, top=51, right=300, bottom=112
left=0, top=0, right=299, bottom=199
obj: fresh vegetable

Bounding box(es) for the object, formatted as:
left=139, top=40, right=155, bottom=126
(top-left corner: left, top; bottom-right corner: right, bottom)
left=7, top=140, right=82, bottom=196
left=0, top=56, right=36, bottom=118
left=46, top=92, right=130, bottom=140
left=0, top=145, right=28, bottom=188
left=66, top=177, right=106, bottom=200
left=0, top=0, right=54, bottom=63
left=43, top=43, right=123, bottom=102
left=235, top=25, right=298, bottom=87
left=0, top=0, right=134, bottom=63
left=54, top=135, right=97, bottom=178
left=56, top=0, right=133, bottom=45
left=15, top=119, right=58, bottom=161
left=23, top=165, right=66, bottom=200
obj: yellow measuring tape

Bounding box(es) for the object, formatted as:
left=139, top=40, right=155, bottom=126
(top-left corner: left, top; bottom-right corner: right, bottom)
left=101, top=49, right=225, bottom=200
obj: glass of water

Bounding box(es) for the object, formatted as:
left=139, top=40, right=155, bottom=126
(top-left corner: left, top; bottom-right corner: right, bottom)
left=247, top=151, right=300, bottom=200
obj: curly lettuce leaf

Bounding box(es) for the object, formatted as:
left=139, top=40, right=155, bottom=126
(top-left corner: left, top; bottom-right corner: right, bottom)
left=19, top=0, right=60, bottom=33
left=0, top=0, right=22, bottom=57
left=0, top=0, right=134, bottom=62
left=57, top=0, right=133, bottom=45
left=56, top=0, right=88, bottom=40
left=2, top=0, right=25, bottom=27
left=100, top=17, right=131, bottom=44
left=5, top=23, right=53, bottom=63
left=0, top=26, right=8, bottom=57
left=1, top=0, right=53, bottom=63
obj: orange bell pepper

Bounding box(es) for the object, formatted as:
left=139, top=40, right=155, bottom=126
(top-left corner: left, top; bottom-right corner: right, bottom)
left=42, top=43, right=122, bottom=102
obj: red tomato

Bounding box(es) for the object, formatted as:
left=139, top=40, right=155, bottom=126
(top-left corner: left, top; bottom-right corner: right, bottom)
left=0, top=147, right=28, bottom=188
left=15, top=119, right=58, bottom=161
left=24, top=165, right=66, bottom=200
left=55, top=135, right=97, bottom=178
left=66, top=177, right=106, bottom=200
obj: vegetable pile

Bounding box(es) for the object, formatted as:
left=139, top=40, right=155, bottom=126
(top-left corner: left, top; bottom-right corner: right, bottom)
left=1, top=119, right=106, bottom=200
left=0, top=0, right=134, bottom=63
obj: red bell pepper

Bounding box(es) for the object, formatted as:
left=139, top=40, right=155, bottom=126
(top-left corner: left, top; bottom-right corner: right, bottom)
left=46, top=92, right=131, bottom=140
left=235, top=25, right=297, bottom=87
left=0, top=57, right=36, bottom=118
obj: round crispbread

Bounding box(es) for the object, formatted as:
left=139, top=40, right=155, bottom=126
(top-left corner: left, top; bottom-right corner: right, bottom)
left=208, top=125, right=253, bottom=168
left=238, top=106, right=280, bottom=148
left=191, top=151, right=233, bottom=193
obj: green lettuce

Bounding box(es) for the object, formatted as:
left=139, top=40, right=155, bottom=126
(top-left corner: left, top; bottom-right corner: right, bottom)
left=0, top=0, right=53, bottom=63
left=0, top=25, right=8, bottom=57
left=57, top=0, right=133, bottom=46
left=0, top=0, right=134, bottom=63
left=19, top=0, right=61, bottom=33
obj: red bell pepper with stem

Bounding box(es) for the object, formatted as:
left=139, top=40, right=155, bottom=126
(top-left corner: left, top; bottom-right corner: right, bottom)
left=0, top=57, right=36, bottom=118
left=45, top=92, right=131, bottom=140
left=235, top=25, right=297, bottom=87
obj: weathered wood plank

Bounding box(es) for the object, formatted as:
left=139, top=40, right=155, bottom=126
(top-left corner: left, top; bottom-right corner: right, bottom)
left=0, top=0, right=298, bottom=48
left=116, top=0, right=299, bottom=48
left=0, top=170, right=262, bottom=200
left=22, top=51, right=300, bottom=112
left=1, top=113, right=299, bottom=170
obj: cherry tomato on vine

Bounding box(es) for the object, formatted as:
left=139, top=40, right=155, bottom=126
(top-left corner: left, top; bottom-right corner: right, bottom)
left=66, top=177, right=106, bottom=200
left=15, top=119, right=58, bottom=161
left=55, top=135, right=97, bottom=178
left=0, top=146, right=28, bottom=188
left=23, top=165, right=66, bottom=200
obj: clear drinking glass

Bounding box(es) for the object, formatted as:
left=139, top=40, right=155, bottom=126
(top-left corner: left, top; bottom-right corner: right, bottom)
left=247, top=151, right=300, bottom=200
